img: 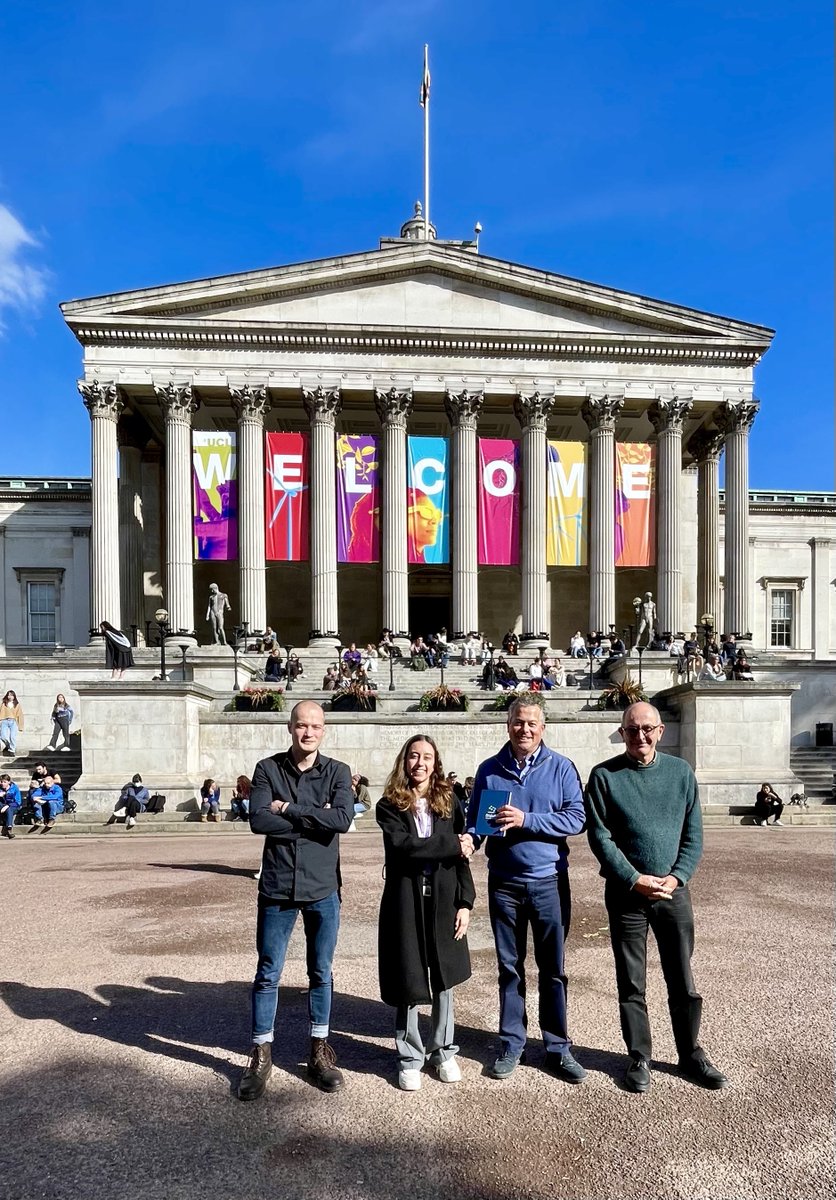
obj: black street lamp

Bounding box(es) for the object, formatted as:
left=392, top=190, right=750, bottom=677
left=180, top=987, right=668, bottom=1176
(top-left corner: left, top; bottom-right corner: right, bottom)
left=231, top=623, right=247, bottom=692
left=486, top=646, right=496, bottom=692
left=637, top=645, right=645, bottom=689
left=700, top=613, right=715, bottom=655
left=284, top=644, right=294, bottom=692
left=388, top=648, right=396, bottom=692
left=154, top=607, right=170, bottom=682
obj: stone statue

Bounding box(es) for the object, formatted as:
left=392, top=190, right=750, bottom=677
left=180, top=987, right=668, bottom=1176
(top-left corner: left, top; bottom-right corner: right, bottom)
left=635, top=591, right=658, bottom=649
left=206, top=583, right=231, bottom=645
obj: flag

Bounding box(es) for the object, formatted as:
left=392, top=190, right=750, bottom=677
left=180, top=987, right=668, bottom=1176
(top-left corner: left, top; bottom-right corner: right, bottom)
left=420, top=45, right=430, bottom=107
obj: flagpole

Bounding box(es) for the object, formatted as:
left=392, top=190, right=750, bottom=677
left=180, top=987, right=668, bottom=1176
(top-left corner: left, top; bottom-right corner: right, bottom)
left=422, top=44, right=430, bottom=241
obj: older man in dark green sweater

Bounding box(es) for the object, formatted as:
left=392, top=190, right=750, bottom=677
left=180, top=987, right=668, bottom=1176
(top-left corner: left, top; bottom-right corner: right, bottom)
left=585, top=701, right=727, bottom=1094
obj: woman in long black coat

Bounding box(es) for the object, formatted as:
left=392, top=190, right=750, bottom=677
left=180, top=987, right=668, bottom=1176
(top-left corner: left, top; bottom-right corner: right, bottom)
left=377, top=733, right=475, bottom=1092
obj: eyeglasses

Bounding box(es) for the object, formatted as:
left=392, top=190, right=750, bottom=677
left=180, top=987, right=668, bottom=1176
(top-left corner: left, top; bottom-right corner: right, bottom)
left=622, top=724, right=661, bottom=737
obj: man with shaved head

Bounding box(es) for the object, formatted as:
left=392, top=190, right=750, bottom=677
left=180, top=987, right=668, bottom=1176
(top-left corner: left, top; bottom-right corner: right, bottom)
left=238, top=700, right=354, bottom=1100
left=585, top=702, right=727, bottom=1094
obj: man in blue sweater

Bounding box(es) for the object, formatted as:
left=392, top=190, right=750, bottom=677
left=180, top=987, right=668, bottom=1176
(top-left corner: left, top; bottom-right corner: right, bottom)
left=585, top=701, right=728, bottom=1094
left=465, top=694, right=586, bottom=1082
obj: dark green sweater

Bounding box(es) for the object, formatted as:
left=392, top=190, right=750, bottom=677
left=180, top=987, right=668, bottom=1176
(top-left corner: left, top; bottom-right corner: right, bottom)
left=584, top=751, right=702, bottom=889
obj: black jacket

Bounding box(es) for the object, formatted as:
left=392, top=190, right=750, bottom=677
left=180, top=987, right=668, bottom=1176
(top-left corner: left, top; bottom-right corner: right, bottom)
left=250, top=750, right=353, bottom=902
left=377, top=798, right=475, bottom=1007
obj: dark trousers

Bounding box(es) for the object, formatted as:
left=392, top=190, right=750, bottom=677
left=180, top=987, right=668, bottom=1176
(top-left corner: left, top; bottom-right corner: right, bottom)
left=489, top=874, right=570, bottom=1057
left=754, top=798, right=783, bottom=822
left=605, top=882, right=702, bottom=1062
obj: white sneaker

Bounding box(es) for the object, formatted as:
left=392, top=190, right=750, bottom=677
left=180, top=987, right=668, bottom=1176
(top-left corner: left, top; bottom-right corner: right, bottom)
left=60, top=746, right=71, bottom=752
left=398, top=1068, right=422, bottom=1091
left=126, top=816, right=136, bottom=829
left=773, top=819, right=784, bottom=826
left=436, top=1057, right=462, bottom=1083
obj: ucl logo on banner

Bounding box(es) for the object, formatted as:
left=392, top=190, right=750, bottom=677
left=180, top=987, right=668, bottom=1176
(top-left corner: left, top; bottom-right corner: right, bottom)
left=336, top=434, right=380, bottom=562
left=407, top=436, right=449, bottom=563
left=265, top=432, right=309, bottom=561
left=192, top=432, right=238, bottom=561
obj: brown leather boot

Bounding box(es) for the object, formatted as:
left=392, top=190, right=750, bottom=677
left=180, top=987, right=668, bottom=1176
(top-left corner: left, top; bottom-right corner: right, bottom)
left=237, top=1043, right=273, bottom=1101
left=307, top=1038, right=344, bottom=1092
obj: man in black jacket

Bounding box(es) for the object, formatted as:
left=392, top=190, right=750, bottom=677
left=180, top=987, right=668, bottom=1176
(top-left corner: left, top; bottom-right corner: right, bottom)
left=237, top=700, right=354, bottom=1101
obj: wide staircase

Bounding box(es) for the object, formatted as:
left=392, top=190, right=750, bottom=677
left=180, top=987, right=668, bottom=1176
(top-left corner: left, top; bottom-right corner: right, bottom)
left=789, top=746, right=836, bottom=805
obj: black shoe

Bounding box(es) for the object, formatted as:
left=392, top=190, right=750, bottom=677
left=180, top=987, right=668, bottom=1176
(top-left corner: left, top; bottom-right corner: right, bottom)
left=624, top=1056, right=652, bottom=1093
left=678, top=1054, right=728, bottom=1090
left=2, top=827, right=13, bottom=840
left=489, top=1049, right=526, bottom=1079
left=543, top=1051, right=586, bottom=1084
left=237, top=1044, right=273, bottom=1101
left=307, top=1038, right=344, bottom=1092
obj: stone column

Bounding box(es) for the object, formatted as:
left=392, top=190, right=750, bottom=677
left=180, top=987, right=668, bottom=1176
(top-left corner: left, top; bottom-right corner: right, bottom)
left=117, top=416, right=148, bottom=644
left=648, top=395, right=692, bottom=634
left=810, top=538, right=833, bottom=660
left=155, top=382, right=199, bottom=634
left=374, top=386, right=413, bottom=640
left=445, top=388, right=483, bottom=638
left=80, top=380, right=124, bottom=635
left=514, top=391, right=554, bottom=648
left=717, top=399, right=758, bottom=636
left=230, top=384, right=271, bottom=635
left=688, top=428, right=724, bottom=633
left=582, top=392, right=623, bottom=634
left=303, top=384, right=342, bottom=646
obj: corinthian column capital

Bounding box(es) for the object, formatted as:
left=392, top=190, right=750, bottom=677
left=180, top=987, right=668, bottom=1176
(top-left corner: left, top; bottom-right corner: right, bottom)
left=716, top=398, right=759, bottom=435
left=514, top=390, right=554, bottom=431
left=302, top=384, right=342, bottom=425
left=581, top=392, right=624, bottom=433
left=154, top=381, right=199, bottom=423
left=688, top=427, right=725, bottom=464
left=648, top=395, right=693, bottom=435
left=444, top=388, right=484, bottom=428
left=79, top=379, right=124, bottom=422
left=230, top=383, right=271, bottom=422
left=374, top=386, right=413, bottom=428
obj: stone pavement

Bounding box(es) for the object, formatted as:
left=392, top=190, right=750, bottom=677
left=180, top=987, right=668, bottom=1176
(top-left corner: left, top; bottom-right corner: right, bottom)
left=0, top=829, right=832, bottom=1200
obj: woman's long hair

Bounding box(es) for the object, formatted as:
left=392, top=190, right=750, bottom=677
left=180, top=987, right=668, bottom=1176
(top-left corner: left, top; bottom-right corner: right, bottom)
left=382, top=734, right=453, bottom=819
left=235, top=775, right=251, bottom=797
left=2, top=690, right=18, bottom=706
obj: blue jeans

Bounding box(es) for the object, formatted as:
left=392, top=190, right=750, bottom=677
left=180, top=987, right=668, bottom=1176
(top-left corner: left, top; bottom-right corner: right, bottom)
left=488, top=874, right=570, bottom=1057
left=1, top=803, right=20, bottom=829
left=0, top=718, right=18, bottom=753
left=251, top=889, right=341, bottom=1044
left=32, top=798, right=64, bottom=823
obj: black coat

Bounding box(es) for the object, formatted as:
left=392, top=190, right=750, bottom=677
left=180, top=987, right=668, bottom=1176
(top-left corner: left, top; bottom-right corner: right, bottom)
left=377, top=798, right=476, bottom=1007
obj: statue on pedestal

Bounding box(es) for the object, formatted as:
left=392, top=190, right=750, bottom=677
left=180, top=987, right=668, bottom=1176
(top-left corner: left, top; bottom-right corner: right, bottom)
left=634, top=592, right=658, bottom=649
left=206, top=583, right=231, bottom=645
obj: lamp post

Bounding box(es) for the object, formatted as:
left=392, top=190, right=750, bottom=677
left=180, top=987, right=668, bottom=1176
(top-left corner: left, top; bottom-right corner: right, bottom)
left=637, top=645, right=645, bottom=689
left=587, top=649, right=595, bottom=692
left=486, top=645, right=496, bottom=692
left=388, top=648, right=396, bottom=692
left=700, top=613, right=715, bottom=655
left=284, top=644, right=294, bottom=692
left=154, top=607, right=170, bottom=682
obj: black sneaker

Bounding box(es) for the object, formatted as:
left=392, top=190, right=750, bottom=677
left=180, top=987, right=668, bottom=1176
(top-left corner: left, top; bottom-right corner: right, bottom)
left=543, top=1051, right=586, bottom=1084
left=624, top=1056, right=652, bottom=1093
left=489, top=1050, right=526, bottom=1079
left=677, top=1054, right=728, bottom=1090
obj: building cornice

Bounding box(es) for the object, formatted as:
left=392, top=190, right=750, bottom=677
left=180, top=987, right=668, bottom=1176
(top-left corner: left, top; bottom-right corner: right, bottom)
left=65, top=317, right=767, bottom=365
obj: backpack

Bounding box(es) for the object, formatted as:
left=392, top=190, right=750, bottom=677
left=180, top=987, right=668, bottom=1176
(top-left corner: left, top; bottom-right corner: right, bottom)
left=146, top=793, right=166, bottom=813
left=63, top=792, right=77, bottom=815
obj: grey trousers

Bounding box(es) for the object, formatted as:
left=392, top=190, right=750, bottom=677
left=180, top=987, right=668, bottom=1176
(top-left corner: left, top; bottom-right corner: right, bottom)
left=395, top=989, right=457, bottom=1070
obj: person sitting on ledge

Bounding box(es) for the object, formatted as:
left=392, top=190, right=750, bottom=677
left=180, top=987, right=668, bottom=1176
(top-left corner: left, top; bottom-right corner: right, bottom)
left=200, top=778, right=222, bottom=822
left=30, top=774, right=64, bottom=831
left=0, top=773, right=22, bottom=839
left=569, top=631, right=587, bottom=658
left=502, top=630, right=520, bottom=656
left=322, top=665, right=338, bottom=691
left=105, top=773, right=150, bottom=829
left=264, top=648, right=284, bottom=683
left=698, top=654, right=727, bottom=683
left=231, top=775, right=252, bottom=821
left=732, top=649, right=755, bottom=681
left=754, top=782, right=784, bottom=827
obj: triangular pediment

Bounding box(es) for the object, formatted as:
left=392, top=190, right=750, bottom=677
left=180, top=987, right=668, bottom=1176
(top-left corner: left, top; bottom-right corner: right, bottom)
left=61, top=242, right=773, bottom=348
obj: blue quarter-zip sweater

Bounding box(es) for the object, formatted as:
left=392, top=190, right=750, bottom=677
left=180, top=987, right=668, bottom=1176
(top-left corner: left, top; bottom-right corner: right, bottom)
left=467, top=742, right=586, bottom=880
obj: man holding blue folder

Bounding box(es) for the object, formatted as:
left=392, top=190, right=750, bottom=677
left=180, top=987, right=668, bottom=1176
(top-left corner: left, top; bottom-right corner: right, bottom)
left=464, top=693, right=586, bottom=1081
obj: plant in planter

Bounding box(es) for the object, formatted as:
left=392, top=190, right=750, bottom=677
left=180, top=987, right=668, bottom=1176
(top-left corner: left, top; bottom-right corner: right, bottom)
left=418, top=684, right=470, bottom=712
left=330, top=681, right=377, bottom=712
left=232, top=686, right=286, bottom=713
left=596, top=674, right=648, bottom=711
left=488, top=688, right=541, bottom=712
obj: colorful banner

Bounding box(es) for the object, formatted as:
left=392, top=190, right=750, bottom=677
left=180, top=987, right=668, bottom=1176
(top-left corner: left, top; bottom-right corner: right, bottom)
left=407, top=436, right=449, bottom=564
left=192, top=432, right=237, bottom=561
left=265, top=432, right=309, bottom=561
left=477, top=438, right=520, bottom=565
left=615, top=443, right=655, bottom=566
left=336, top=434, right=380, bottom=562
left=547, top=441, right=587, bottom=566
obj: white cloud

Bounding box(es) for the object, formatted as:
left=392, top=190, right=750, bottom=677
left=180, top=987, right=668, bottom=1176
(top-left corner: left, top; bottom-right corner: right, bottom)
left=0, top=205, right=49, bottom=324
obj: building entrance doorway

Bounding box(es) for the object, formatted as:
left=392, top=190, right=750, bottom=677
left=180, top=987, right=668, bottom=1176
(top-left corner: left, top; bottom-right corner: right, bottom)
left=408, top=595, right=451, bottom=640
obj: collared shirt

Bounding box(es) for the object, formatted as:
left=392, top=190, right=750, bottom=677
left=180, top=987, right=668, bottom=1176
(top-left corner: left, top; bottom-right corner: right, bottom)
left=249, top=749, right=354, bottom=903
left=509, top=743, right=542, bottom=783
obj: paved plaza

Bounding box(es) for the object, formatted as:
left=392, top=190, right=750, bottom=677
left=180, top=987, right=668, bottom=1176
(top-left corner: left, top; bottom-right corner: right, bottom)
left=0, top=828, right=832, bottom=1200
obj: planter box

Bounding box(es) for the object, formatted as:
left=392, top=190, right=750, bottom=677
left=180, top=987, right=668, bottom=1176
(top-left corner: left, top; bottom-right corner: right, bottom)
left=330, top=694, right=377, bottom=713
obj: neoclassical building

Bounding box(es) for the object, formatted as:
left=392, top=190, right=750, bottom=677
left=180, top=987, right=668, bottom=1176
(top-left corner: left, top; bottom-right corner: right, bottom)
left=60, top=213, right=781, bottom=651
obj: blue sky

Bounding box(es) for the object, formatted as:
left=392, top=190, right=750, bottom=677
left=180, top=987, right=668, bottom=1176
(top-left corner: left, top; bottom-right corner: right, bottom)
left=2, top=0, right=833, bottom=487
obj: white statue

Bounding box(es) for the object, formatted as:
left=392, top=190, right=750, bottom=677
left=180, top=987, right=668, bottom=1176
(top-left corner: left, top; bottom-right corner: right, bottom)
left=206, top=583, right=231, bottom=645
left=635, top=591, right=658, bottom=649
